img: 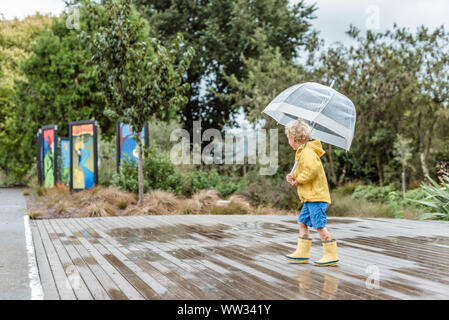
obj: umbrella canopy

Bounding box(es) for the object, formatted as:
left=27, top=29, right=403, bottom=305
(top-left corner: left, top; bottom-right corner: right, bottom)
left=263, top=82, right=356, bottom=151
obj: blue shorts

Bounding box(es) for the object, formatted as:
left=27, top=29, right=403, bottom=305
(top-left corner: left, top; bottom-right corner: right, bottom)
left=298, top=202, right=328, bottom=229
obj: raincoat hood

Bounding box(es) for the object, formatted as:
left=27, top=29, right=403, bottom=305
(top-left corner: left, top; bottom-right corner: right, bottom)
left=295, top=140, right=325, bottom=160
left=293, top=139, right=331, bottom=204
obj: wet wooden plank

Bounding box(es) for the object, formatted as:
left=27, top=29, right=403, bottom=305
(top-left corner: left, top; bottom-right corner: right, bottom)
left=47, top=219, right=110, bottom=300
left=36, top=219, right=77, bottom=300
left=98, top=216, right=248, bottom=299
left=71, top=218, right=169, bottom=300
left=53, top=218, right=128, bottom=300
left=130, top=215, right=323, bottom=299
left=41, top=219, right=93, bottom=300
left=33, top=215, right=449, bottom=300
left=174, top=215, right=392, bottom=300
left=217, top=217, right=447, bottom=299
left=30, top=221, right=60, bottom=300
left=117, top=215, right=297, bottom=300
left=61, top=218, right=145, bottom=300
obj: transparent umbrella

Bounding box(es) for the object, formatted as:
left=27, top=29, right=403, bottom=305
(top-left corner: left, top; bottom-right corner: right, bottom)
left=262, top=81, right=356, bottom=175
left=263, top=81, right=356, bottom=151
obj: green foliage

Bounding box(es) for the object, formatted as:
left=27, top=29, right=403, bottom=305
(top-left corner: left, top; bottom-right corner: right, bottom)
left=82, top=0, right=194, bottom=137
left=135, top=0, right=318, bottom=133
left=239, top=174, right=299, bottom=211
left=327, top=193, right=395, bottom=218
left=111, top=156, right=149, bottom=193
left=333, top=181, right=362, bottom=197
left=183, top=170, right=242, bottom=198
left=415, top=173, right=449, bottom=220
left=8, top=6, right=111, bottom=183
left=142, top=146, right=183, bottom=194
left=351, top=184, right=397, bottom=203
left=0, top=14, right=54, bottom=183
left=388, top=191, right=403, bottom=219
left=82, top=0, right=194, bottom=204
left=112, top=146, right=182, bottom=194
left=401, top=187, right=428, bottom=209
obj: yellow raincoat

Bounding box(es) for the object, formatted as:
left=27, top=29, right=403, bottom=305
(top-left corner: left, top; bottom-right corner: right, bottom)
left=293, top=140, right=331, bottom=204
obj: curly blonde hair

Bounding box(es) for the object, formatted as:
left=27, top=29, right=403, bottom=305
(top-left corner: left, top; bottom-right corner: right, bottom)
left=285, top=120, right=311, bottom=143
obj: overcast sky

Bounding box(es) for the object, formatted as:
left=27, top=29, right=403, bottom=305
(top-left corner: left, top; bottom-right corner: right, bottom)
left=1, top=0, right=448, bottom=46
left=299, top=0, right=449, bottom=46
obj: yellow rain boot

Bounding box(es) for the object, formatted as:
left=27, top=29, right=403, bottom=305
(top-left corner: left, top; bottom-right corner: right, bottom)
left=285, top=237, right=312, bottom=263
left=314, top=239, right=339, bottom=267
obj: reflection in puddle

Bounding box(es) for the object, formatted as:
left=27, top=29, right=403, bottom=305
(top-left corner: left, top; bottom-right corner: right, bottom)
left=321, top=274, right=339, bottom=299
left=107, top=224, right=231, bottom=244
left=326, top=218, right=358, bottom=224
left=294, top=269, right=339, bottom=300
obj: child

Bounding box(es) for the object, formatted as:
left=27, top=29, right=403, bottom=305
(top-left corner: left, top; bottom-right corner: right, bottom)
left=284, top=120, right=339, bottom=267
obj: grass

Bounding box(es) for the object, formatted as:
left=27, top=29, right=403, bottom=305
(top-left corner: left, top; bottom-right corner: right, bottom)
left=29, top=184, right=292, bottom=218
left=27, top=182, right=425, bottom=220
left=27, top=209, right=50, bottom=220
left=327, top=192, right=423, bottom=220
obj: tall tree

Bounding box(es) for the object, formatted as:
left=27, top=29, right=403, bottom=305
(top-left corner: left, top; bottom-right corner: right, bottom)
left=0, top=14, right=53, bottom=181
left=134, top=0, right=318, bottom=135
left=82, top=0, right=194, bottom=205
left=11, top=6, right=110, bottom=182
left=317, top=24, right=449, bottom=184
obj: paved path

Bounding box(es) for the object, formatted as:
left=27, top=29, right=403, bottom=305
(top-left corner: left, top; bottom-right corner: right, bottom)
left=31, top=214, right=449, bottom=300
left=0, top=188, right=35, bottom=299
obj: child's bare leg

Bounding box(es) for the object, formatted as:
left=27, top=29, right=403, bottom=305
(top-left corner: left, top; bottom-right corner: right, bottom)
left=316, top=227, right=332, bottom=241
left=298, top=222, right=310, bottom=238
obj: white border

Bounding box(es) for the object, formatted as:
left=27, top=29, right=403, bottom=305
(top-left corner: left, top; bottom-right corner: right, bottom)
left=23, top=216, right=44, bottom=300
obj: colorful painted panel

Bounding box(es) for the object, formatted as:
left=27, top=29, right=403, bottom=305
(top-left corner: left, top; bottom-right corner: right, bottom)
left=37, top=129, right=43, bottom=186
left=116, top=121, right=149, bottom=172
left=59, top=138, right=70, bottom=186
left=70, top=121, right=97, bottom=190
left=42, top=126, right=57, bottom=187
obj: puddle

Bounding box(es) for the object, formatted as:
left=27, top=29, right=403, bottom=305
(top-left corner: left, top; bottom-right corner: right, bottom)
left=108, top=288, right=128, bottom=300
left=83, top=256, right=98, bottom=265
left=342, top=235, right=449, bottom=276
left=48, top=233, right=59, bottom=240
left=107, top=224, right=231, bottom=244
left=326, top=218, right=358, bottom=224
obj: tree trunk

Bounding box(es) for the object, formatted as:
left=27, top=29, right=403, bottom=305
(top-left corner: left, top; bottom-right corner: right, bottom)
left=338, top=163, right=347, bottom=186
left=326, top=145, right=338, bottom=186
left=137, top=139, right=144, bottom=207
left=419, top=128, right=431, bottom=180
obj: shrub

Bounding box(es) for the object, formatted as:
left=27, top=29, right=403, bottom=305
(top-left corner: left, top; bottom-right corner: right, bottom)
left=414, top=173, right=449, bottom=221
left=142, top=146, right=182, bottom=194
left=182, top=170, right=242, bottom=198
left=388, top=191, right=403, bottom=219
left=239, top=177, right=300, bottom=211
left=333, top=181, right=362, bottom=197
left=351, top=184, right=397, bottom=203
left=111, top=156, right=149, bottom=193
left=111, top=146, right=181, bottom=194
left=401, top=187, right=428, bottom=209
left=328, top=193, right=393, bottom=218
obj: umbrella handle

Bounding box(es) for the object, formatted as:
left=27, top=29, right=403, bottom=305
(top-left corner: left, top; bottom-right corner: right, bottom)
left=289, top=161, right=298, bottom=176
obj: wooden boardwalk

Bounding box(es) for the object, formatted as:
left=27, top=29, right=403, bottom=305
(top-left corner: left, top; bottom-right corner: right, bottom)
left=30, top=215, right=449, bottom=300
